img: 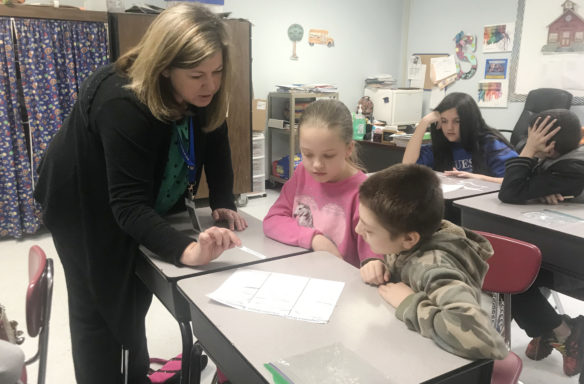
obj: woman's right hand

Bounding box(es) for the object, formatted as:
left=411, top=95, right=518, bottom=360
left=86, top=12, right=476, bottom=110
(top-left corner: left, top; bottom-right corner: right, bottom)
left=420, top=110, right=440, bottom=129
left=180, top=227, right=241, bottom=266
left=403, top=110, right=439, bottom=164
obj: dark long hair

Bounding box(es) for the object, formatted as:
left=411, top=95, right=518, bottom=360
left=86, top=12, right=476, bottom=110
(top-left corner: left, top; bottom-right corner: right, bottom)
left=430, top=92, right=512, bottom=175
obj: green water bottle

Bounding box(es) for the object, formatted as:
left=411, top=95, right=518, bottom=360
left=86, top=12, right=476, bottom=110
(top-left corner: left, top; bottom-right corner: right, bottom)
left=353, top=105, right=366, bottom=140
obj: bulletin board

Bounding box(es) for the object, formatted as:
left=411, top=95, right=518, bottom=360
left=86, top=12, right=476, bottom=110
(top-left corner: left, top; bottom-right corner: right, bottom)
left=510, top=0, right=584, bottom=104
left=412, top=53, right=449, bottom=90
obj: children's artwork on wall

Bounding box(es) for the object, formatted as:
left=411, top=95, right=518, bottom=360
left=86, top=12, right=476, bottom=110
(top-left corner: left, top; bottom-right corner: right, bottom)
left=541, top=0, right=584, bottom=53
left=483, top=23, right=515, bottom=53
left=478, top=80, right=508, bottom=108
left=511, top=0, right=584, bottom=102
left=288, top=24, right=304, bottom=61
left=453, top=31, right=478, bottom=80
left=308, top=29, right=335, bottom=47
left=485, top=59, right=508, bottom=79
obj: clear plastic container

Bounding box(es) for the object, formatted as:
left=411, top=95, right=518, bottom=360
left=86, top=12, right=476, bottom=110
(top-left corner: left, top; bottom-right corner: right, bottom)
left=252, top=134, right=265, bottom=158
left=252, top=156, right=265, bottom=176
left=252, top=175, right=265, bottom=193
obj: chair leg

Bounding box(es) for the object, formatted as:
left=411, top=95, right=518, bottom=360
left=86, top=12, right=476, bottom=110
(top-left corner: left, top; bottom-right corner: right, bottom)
left=37, top=326, right=50, bottom=384
left=551, top=290, right=565, bottom=315
left=121, top=346, right=129, bottom=384
left=188, top=341, right=207, bottom=384
left=503, top=295, right=512, bottom=348
left=179, top=321, right=193, bottom=384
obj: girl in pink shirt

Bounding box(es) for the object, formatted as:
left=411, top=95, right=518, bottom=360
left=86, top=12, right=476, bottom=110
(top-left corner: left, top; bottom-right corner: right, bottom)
left=263, top=99, right=381, bottom=267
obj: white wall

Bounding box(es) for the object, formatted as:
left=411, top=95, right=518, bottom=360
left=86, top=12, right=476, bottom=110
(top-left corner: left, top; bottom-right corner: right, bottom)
left=104, top=0, right=405, bottom=109
left=406, top=0, right=584, bottom=130
left=79, top=0, right=584, bottom=128
left=223, top=0, right=405, bottom=108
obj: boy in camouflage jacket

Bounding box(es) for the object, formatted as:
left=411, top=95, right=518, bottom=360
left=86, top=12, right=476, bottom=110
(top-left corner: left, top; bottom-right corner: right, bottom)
left=355, top=164, right=508, bottom=360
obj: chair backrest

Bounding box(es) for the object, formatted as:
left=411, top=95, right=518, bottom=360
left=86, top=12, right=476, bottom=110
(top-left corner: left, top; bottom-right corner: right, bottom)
left=478, top=231, right=542, bottom=294
left=476, top=232, right=542, bottom=384
left=510, top=88, right=573, bottom=152
left=25, top=245, right=54, bottom=384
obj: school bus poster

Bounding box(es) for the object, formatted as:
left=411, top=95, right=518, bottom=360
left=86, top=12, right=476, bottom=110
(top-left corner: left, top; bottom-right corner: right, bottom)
left=308, top=29, right=335, bottom=47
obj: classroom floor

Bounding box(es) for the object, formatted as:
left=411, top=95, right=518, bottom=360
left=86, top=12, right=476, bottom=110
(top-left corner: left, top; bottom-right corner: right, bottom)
left=1, top=188, right=582, bottom=384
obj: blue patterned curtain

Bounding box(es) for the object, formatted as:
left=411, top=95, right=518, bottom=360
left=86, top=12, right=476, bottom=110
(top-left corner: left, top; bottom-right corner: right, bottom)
left=0, top=18, right=109, bottom=238
left=0, top=17, right=38, bottom=238
left=15, top=18, right=109, bottom=187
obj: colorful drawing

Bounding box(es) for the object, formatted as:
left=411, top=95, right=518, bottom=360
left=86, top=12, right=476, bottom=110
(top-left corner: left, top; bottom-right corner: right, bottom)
left=477, top=80, right=508, bottom=108
left=308, top=29, right=334, bottom=47
left=288, top=24, right=304, bottom=60
left=454, top=31, right=478, bottom=80
left=485, top=59, right=508, bottom=79
left=483, top=24, right=514, bottom=53
left=542, top=0, right=584, bottom=53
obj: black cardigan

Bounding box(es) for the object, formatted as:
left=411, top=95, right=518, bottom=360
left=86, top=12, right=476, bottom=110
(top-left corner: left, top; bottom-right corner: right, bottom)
left=34, top=65, right=236, bottom=333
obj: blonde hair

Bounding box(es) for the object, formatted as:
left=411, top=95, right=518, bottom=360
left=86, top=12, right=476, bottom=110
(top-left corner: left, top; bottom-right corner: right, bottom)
left=116, top=3, right=232, bottom=130
left=298, top=99, right=365, bottom=172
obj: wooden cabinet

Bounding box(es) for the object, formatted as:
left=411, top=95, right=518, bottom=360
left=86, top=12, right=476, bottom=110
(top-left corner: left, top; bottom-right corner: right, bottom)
left=108, top=13, right=252, bottom=199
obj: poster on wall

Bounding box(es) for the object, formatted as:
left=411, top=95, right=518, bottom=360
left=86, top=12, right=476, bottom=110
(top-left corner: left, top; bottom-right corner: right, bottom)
left=485, top=58, right=508, bottom=79
left=483, top=23, right=515, bottom=53
left=513, top=0, right=584, bottom=99
left=478, top=80, right=509, bottom=108
left=453, top=31, right=478, bottom=80
left=288, top=24, right=304, bottom=60
left=307, top=29, right=335, bottom=47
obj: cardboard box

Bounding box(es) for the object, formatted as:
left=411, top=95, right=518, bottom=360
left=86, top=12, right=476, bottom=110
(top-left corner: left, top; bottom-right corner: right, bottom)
left=252, top=99, right=267, bottom=132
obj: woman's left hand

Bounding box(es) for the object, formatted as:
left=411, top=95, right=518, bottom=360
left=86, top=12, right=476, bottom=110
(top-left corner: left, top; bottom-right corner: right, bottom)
left=212, top=208, right=248, bottom=231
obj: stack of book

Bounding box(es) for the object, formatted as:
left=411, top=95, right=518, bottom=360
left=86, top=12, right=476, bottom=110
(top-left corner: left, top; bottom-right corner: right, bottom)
left=391, top=134, right=413, bottom=147
left=390, top=132, right=431, bottom=147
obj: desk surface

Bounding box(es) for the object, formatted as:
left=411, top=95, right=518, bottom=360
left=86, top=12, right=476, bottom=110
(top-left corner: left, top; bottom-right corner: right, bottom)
left=436, top=173, right=500, bottom=201
left=455, top=194, right=584, bottom=280
left=455, top=194, right=584, bottom=238
left=178, top=251, right=485, bottom=384
left=140, top=208, right=307, bottom=280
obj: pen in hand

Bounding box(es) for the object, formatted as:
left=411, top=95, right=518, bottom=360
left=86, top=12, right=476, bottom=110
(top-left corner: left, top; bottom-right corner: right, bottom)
left=237, top=245, right=266, bottom=259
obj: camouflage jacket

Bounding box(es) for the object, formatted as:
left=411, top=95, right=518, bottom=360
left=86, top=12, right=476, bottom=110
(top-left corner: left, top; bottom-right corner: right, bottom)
left=372, top=220, right=508, bottom=360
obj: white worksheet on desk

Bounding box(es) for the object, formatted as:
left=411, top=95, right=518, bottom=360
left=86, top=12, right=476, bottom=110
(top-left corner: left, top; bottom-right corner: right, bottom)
left=207, top=270, right=345, bottom=323
left=441, top=184, right=463, bottom=193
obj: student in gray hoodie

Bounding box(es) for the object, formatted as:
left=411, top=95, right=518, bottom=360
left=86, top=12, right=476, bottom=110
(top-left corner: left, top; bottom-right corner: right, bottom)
left=356, top=164, right=508, bottom=360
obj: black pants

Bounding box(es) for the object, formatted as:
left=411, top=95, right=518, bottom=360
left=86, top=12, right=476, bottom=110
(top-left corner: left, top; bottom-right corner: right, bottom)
left=51, top=229, right=152, bottom=384
left=512, top=269, right=562, bottom=338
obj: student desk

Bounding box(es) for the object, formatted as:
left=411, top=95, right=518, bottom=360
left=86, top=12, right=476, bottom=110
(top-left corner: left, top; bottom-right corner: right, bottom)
left=178, top=251, right=493, bottom=384
left=437, top=173, right=501, bottom=224
left=136, top=208, right=308, bottom=384
left=454, top=194, right=584, bottom=281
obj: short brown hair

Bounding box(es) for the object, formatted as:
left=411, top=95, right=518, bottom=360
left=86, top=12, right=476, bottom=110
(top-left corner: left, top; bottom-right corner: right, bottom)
left=530, top=109, right=582, bottom=155
left=359, top=164, right=443, bottom=239
left=116, top=3, right=231, bottom=130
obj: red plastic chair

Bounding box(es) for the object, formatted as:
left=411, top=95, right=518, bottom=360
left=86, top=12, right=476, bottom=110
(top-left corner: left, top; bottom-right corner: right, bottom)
left=22, top=245, right=54, bottom=384
left=476, top=231, right=542, bottom=384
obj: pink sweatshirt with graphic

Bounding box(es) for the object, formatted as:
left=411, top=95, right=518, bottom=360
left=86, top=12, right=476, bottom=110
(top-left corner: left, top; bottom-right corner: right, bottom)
left=263, top=163, right=382, bottom=268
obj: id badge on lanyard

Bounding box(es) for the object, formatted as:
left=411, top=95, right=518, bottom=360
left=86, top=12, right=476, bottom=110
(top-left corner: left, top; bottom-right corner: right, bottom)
left=177, top=117, right=202, bottom=232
